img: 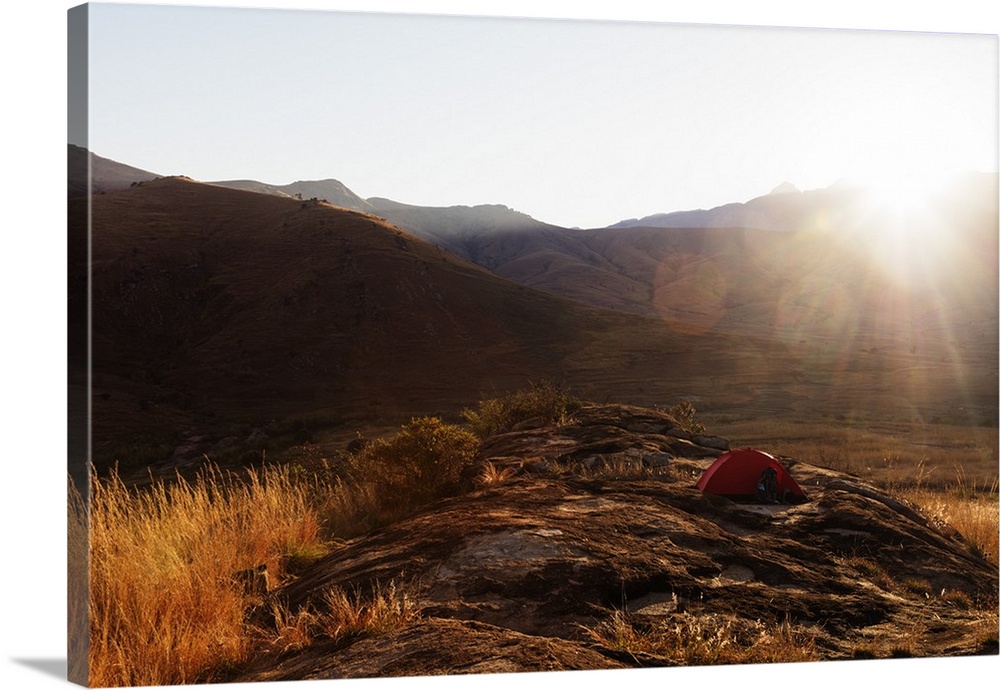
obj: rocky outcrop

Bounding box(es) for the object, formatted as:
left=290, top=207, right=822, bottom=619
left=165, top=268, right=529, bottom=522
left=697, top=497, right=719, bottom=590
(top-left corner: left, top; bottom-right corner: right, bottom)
left=235, top=404, right=997, bottom=681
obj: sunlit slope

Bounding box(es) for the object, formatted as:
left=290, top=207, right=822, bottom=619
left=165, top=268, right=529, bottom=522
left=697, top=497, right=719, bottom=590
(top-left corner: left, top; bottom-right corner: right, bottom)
left=374, top=175, right=996, bottom=376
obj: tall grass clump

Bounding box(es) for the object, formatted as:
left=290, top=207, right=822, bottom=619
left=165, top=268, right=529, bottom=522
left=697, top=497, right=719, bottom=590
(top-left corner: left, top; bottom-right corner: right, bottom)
left=898, top=470, right=999, bottom=566
left=88, top=463, right=332, bottom=687
left=257, top=580, right=421, bottom=655
left=462, top=380, right=581, bottom=437
left=88, top=413, right=483, bottom=686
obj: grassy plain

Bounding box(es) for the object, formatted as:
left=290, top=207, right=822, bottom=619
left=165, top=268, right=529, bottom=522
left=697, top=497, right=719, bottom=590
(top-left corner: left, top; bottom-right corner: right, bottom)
left=708, top=415, right=998, bottom=565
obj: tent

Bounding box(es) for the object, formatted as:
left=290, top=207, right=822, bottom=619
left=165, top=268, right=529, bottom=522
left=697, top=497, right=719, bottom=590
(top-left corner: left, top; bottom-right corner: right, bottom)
left=695, top=448, right=807, bottom=502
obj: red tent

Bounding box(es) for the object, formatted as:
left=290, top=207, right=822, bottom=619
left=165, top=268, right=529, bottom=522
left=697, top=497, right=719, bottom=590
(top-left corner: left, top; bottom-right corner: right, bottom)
left=695, top=448, right=806, bottom=501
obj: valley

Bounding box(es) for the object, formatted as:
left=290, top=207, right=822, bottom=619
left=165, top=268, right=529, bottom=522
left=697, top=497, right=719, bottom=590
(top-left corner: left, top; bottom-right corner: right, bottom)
left=68, top=149, right=997, bottom=490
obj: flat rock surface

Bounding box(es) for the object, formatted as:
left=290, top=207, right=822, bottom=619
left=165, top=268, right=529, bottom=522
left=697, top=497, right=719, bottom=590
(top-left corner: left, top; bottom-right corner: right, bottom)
left=235, top=404, right=998, bottom=680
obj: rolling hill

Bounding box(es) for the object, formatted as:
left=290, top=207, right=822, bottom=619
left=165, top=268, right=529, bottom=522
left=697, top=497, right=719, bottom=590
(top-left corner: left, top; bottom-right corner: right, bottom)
left=71, top=148, right=996, bottom=353
left=200, top=166, right=997, bottom=363
left=75, top=176, right=798, bottom=470
left=69, top=152, right=998, bottom=473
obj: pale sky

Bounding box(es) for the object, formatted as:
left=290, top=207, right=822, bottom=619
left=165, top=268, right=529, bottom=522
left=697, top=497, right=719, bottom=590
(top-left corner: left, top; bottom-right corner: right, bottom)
left=80, top=1, right=998, bottom=228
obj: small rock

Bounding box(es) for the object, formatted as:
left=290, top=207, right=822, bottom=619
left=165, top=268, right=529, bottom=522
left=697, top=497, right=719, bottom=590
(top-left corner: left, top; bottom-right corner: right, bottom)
left=625, top=422, right=669, bottom=435
left=510, top=416, right=547, bottom=432
left=522, top=459, right=551, bottom=475
left=693, top=434, right=730, bottom=451
left=642, top=452, right=673, bottom=468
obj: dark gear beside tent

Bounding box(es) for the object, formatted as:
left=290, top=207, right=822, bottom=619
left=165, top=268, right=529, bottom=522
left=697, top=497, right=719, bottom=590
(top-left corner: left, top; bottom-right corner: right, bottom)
left=696, top=448, right=806, bottom=503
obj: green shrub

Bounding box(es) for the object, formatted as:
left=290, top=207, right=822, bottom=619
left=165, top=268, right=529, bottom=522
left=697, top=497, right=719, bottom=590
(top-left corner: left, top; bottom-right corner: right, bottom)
left=462, top=381, right=581, bottom=437
left=346, top=417, right=479, bottom=515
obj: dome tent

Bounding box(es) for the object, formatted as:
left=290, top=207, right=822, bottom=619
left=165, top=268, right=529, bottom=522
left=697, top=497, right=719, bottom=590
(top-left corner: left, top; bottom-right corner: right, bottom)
left=696, top=448, right=807, bottom=502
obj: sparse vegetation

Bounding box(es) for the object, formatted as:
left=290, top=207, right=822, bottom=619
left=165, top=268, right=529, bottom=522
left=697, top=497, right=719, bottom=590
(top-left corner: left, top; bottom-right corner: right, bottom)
left=585, top=609, right=819, bottom=665
left=551, top=452, right=671, bottom=480
left=254, top=580, right=421, bottom=656
left=474, top=460, right=518, bottom=487
left=664, top=399, right=706, bottom=435
left=841, top=556, right=896, bottom=591
left=899, top=480, right=999, bottom=566
left=462, top=380, right=581, bottom=437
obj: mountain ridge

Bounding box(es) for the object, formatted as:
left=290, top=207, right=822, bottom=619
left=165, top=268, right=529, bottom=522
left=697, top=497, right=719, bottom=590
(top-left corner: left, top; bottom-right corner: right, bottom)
left=69, top=148, right=999, bottom=467
left=78, top=175, right=803, bottom=471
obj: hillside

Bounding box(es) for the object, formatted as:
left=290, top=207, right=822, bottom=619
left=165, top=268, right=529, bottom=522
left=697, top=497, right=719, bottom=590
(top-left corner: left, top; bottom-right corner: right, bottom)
left=71, top=150, right=996, bottom=366
left=378, top=177, right=997, bottom=347
left=228, top=403, right=998, bottom=681
left=73, top=173, right=997, bottom=475
left=356, top=180, right=997, bottom=379
left=76, top=176, right=792, bottom=471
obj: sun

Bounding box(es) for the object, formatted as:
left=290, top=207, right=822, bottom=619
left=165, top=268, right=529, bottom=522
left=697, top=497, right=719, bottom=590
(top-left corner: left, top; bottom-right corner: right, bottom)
left=849, top=169, right=957, bottom=290
left=857, top=169, right=950, bottom=218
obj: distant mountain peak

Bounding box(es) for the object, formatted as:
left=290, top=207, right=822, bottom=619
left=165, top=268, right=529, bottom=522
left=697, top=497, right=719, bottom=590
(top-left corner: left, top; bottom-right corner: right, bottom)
left=769, top=181, right=800, bottom=195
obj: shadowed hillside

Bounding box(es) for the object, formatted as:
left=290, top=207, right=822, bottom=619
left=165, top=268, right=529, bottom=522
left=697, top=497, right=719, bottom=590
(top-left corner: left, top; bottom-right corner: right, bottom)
left=70, top=155, right=997, bottom=482
left=373, top=177, right=997, bottom=353
left=76, top=177, right=794, bottom=472
left=78, top=150, right=994, bottom=370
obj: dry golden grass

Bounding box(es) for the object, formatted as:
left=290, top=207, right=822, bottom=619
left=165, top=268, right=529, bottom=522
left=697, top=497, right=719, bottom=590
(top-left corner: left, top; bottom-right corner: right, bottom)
left=83, top=414, right=479, bottom=687
left=900, top=481, right=999, bottom=566
left=87, top=464, right=333, bottom=686
left=255, top=580, right=421, bottom=656
left=474, top=461, right=518, bottom=487
left=849, top=606, right=999, bottom=660
left=710, top=417, right=998, bottom=488
left=711, top=415, right=998, bottom=565
left=585, top=609, right=819, bottom=665
left=549, top=453, right=674, bottom=480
